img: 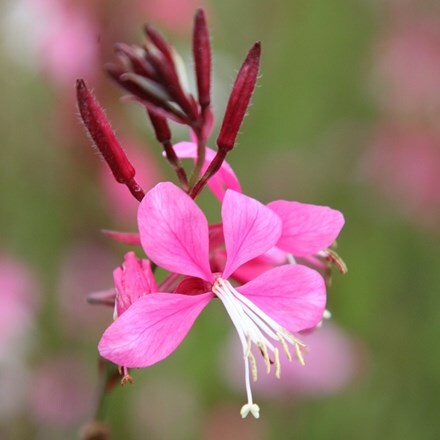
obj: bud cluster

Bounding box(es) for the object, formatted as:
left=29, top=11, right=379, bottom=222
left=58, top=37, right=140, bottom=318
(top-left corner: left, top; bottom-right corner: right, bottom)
left=76, top=9, right=261, bottom=200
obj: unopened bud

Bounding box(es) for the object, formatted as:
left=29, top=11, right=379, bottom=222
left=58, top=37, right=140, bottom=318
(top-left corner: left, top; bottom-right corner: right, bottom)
left=193, top=9, right=211, bottom=109
left=76, top=79, right=135, bottom=184
left=217, top=42, right=261, bottom=151
left=147, top=110, right=171, bottom=143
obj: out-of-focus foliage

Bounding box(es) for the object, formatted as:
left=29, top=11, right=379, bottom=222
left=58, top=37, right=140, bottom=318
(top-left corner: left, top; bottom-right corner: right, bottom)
left=1, top=0, right=439, bottom=439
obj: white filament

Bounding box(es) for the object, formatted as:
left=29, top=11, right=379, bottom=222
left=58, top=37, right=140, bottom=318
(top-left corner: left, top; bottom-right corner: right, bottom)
left=212, top=278, right=306, bottom=419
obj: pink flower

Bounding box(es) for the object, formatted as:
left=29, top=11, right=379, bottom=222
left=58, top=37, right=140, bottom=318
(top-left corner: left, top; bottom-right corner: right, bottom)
left=374, top=16, right=440, bottom=116
left=113, top=252, right=158, bottom=318
left=174, top=141, right=345, bottom=281
left=99, top=182, right=326, bottom=418
left=361, top=124, right=440, bottom=227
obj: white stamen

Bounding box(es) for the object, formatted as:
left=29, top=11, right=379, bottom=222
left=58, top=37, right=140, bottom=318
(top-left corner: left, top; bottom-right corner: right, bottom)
left=212, top=278, right=306, bottom=418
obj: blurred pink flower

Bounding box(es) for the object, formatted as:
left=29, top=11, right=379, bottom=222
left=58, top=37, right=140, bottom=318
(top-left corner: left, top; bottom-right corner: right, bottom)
left=223, top=323, right=362, bottom=399
left=138, top=0, right=206, bottom=34
left=362, top=124, right=440, bottom=227
left=5, top=0, right=99, bottom=86
left=58, top=243, right=118, bottom=336
left=29, top=356, right=94, bottom=428
left=374, top=16, right=440, bottom=116
left=0, top=255, right=39, bottom=361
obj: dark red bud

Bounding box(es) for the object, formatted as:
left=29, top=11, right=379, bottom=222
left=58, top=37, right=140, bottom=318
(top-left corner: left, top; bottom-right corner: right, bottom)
left=146, top=50, right=198, bottom=121
left=217, top=42, right=261, bottom=151
left=193, top=9, right=211, bottom=108
left=105, top=66, right=189, bottom=124
left=144, top=24, right=175, bottom=66
left=76, top=79, right=135, bottom=184
left=144, top=26, right=198, bottom=122
left=114, top=43, right=155, bottom=79
left=147, top=110, right=171, bottom=143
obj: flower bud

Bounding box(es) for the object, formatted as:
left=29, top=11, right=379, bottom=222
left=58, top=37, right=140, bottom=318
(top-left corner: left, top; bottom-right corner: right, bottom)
left=193, top=9, right=211, bottom=109
left=76, top=79, right=135, bottom=184
left=217, top=42, right=261, bottom=151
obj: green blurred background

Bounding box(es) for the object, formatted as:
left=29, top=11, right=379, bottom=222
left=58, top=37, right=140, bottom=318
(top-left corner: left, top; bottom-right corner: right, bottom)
left=1, top=0, right=440, bottom=438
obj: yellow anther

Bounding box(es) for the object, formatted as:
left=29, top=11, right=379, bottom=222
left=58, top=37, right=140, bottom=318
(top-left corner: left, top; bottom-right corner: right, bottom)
left=277, top=332, right=292, bottom=362
left=294, top=343, right=305, bottom=366
left=257, top=342, right=271, bottom=374
left=293, top=336, right=307, bottom=348
left=248, top=352, right=258, bottom=382
left=121, top=374, right=134, bottom=385
left=274, top=348, right=281, bottom=379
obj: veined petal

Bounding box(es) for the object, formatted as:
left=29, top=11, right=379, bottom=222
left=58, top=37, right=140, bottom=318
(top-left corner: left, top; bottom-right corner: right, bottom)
left=222, top=191, right=282, bottom=279
left=98, top=292, right=213, bottom=368
left=231, top=257, right=275, bottom=284
left=237, top=265, right=326, bottom=332
left=268, top=200, right=344, bottom=256
left=114, top=252, right=157, bottom=316
left=173, top=142, right=242, bottom=201
left=138, top=182, right=212, bottom=281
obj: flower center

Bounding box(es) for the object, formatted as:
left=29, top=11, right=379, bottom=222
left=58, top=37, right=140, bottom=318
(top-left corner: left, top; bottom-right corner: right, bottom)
left=212, top=277, right=306, bottom=419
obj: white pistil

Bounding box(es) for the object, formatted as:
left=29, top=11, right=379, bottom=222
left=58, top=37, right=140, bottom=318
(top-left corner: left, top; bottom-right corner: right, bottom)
left=212, top=278, right=306, bottom=419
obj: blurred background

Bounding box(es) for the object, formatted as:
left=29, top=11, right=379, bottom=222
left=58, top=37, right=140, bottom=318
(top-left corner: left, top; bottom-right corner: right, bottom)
left=1, top=0, right=440, bottom=438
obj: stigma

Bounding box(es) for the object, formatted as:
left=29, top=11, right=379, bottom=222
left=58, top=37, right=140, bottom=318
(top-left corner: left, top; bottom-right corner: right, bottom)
left=212, top=277, right=306, bottom=418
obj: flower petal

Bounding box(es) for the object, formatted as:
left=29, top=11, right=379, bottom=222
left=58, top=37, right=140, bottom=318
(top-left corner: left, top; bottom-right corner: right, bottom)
left=114, top=252, right=157, bottom=316
left=138, top=182, right=212, bottom=281
left=237, top=265, right=326, bottom=332
left=98, top=292, right=213, bottom=368
left=173, top=142, right=242, bottom=201
left=268, top=200, right=345, bottom=256
left=222, top=191, right=282, bottom=279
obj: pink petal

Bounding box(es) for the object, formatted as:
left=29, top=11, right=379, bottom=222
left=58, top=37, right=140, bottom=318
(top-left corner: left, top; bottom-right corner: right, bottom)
left=268, top=200, right=345, bottom=256
left=99, top=292, right=213, bottom=368
left=114, top=252, right=158, bottom=316
left=230, top=257, right=275, bottom=284
left=237, top=265, right=326, bottom=332
left=173, top=142, right=242, bottom=201
left=138, top=182, right=213, bottom=281
left=229, top=248, right=287, bottom=283
left=221, top=191, right=282, bottom=279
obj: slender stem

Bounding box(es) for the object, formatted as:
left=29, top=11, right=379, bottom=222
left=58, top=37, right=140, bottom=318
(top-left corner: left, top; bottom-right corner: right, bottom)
left=190, top=148, right=227, bottom=199
left=188, top=127, right=206, bottom=188
left=126, top=178, right=145, bottom=202
left=162, top=140, right=189, bottom=190
left=94, top=359, right=119, bottom=421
